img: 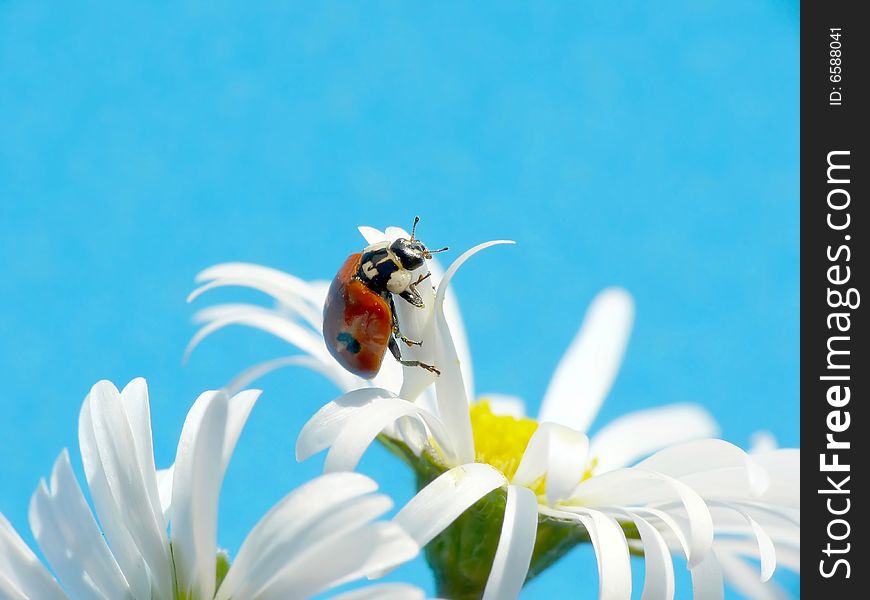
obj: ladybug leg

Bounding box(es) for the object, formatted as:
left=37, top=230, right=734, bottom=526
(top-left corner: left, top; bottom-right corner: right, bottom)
left=398, top=287, right=424, bottom=308
left=399, top=272, right=432, bottom=308
left=389, top=336, right=440, bottom=375
left=389, top=295, right=422, bottom=347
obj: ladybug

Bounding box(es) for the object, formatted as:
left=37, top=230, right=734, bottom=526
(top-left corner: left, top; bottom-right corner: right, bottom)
left=323, top=217, right=447, bottom=379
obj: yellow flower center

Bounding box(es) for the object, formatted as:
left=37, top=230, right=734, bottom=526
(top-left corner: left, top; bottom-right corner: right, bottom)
left=469, top=400, right=597, bottom=498
left=469, top=400, right=547, bottom=495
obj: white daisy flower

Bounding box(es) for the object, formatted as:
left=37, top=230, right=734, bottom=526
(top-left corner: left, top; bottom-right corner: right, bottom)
left=0, top=378, right=422, bottom=600
left=187, top=224, right=799, bottom=599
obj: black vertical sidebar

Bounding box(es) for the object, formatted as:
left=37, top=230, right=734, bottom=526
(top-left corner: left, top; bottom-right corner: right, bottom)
left=802, top=1, right=867, bottom=597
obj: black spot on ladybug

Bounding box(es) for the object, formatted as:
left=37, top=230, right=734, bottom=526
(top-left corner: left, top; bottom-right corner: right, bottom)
left=336, top=332, right=362, bottom=354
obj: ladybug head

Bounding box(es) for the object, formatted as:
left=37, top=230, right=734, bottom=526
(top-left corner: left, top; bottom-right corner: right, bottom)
left=390, top=216, right=448, bottom=270
left=390, top=238, right=430, bottom=270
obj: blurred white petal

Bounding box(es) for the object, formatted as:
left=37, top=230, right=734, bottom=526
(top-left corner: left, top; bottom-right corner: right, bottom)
left=483, top=394, right=527, bottom=418
left=538, top=288, right=634, bottom=432
left=589, top=404, right=719, bottom=473
left=716, top=551, right=789, bottom=600
left=690, top=551, right=724, bottom=600
left=706, top=503, right=776, bottom=582
left=225, top=355, right=358, bottom=396
left=186, top=305, right=328, bottom=364
left=749, top=431, right=779, bottom=454
left=195, top=262, right=325, bottom=307
left=331, top=583, right=427, bottom=600
left=635, top=440, right=770, bottom=497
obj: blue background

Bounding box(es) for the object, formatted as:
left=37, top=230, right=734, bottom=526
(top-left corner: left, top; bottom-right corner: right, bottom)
left=1, top=1, right=798, bottom=598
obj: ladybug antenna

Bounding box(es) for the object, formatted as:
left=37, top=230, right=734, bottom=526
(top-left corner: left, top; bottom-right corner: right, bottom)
left=428, top=246, right=449, bottom=254
left=410, top=216, right=421, bottom=241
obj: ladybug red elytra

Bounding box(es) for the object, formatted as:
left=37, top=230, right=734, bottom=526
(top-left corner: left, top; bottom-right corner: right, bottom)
left=323, top=217, right=447, bottom=379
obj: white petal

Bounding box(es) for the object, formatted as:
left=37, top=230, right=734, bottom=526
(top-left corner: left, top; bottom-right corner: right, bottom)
left=433, top=240, right=516, bottom=464
left=171, top=388, right=259, bottom=599
left=368, top=348, right=404, bottom=396
left=170, top=391, right=226, bottom=599
left=706, top=502, right=777, bottom=582
left=221, top=389, right=261, bottom=468
left=194, top=262, right=326, bottom=307
left=569, top=468, right=714, bottom=567
left=28, top=451, right=129, bottom=599
left=716, top=538, right=799, bottom=574
left=191, top=302, right=266, bottom=324
left=119, top=378, right=165, bottom=533
left=482, top=486, right=538, bottom=600
left=384, top=225, right=412, bottom=241
left=395, top=463, right=508, bottom=547
left=229, top=494, right=395, bottom=596
left=589, top=404, right=719, bottom=473
left=155, top=466, right=174, bottom=521
left=621, top=511, right=675, bottom=600
left=546, top=507, right=632, bottom=600
left=0, top=513, right=65, bottom=600
left=296, top=388, right=400, bottom=462
left=626, top=507, right=693, bottom=567
left=252, top=522, right=418, bottom=600
left=331, top=583, right=427, bottom=600
left=427, top=257, right=475, bottom=402
left=226, top=355, right=362, bottom=396
left=716, top=551, right=787, bottom=600
left=395, top=416, right=429, bottom=455
left=0, top=576, right=34, bottom=600
left=538, top=288, right=634, bottom=433
left=189, top=272, right=322, bottom=330
left=324, top=397, right=454, bottom=473
left=749, top=431, right=779, bottom=454
left=482, top=394, right=527, bottom=418
left=394, top=271, right=438, bottom=402
left=512, top=423, right=589, bottom=506
left=78, top=382, right=152, bottom=599
left=358, top=226, right=388, bottom=244
left=189, top=280, right=320, bottom=332
left=84, top=381, right=172, bottom=598
left=635, top=439, right=770, bottom=496
left=186, top=304, right=330, bottom=366
left=751, top=449, right=800, bottom=507
left=690, top=550, right=724, bottom=600
left=217, top=472, right=380, bottom=600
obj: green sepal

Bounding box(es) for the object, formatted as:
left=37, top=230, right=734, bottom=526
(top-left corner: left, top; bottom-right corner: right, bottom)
left=377, top=434, right=595, bottom=599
